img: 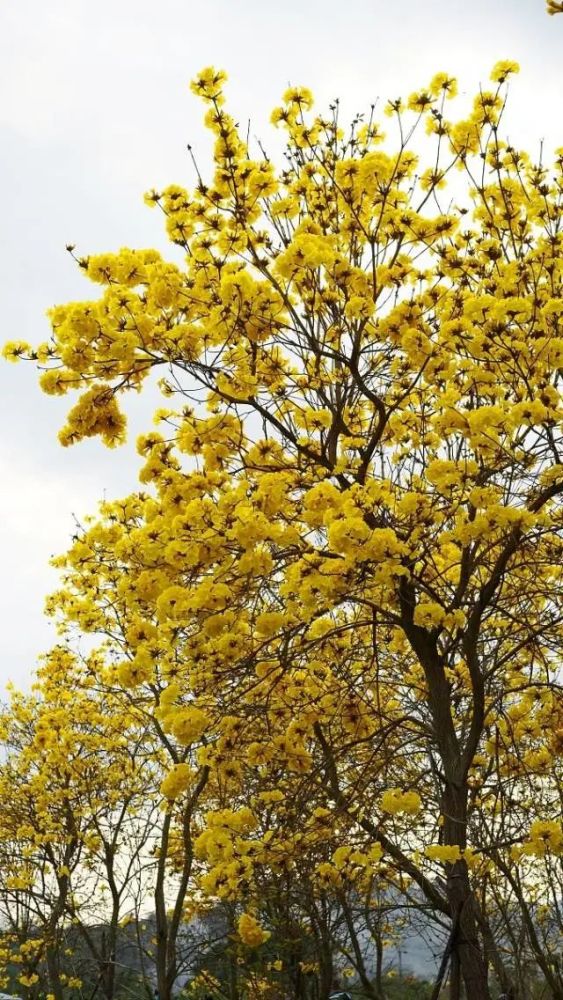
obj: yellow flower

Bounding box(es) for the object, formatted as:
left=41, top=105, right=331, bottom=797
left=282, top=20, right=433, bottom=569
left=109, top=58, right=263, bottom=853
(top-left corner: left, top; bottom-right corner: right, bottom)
left=524, top=820, right=563, bottom=856
left=425, top=844, right=462, bottom=863
left=282, top=85, right=314, bottom=110
left=380, top=789, right=421, bottom=816
left=1, top=340, right=31, bottom=361
left=237, top=912, right=271, bottom=947
left=19, top=973, right=39, bottom=987
left=160, top=763, right=192, bottom=800
left=255, top=611, right=287, bottom=636
left=170, top=706, right=210, bottom=745
left=490, top=60, right=520, bottom=83
left=428, top=73, right=458, bottom=98
left=190, top=67, right=228, bottom=103
left=413, top=602, right=445, bottom=629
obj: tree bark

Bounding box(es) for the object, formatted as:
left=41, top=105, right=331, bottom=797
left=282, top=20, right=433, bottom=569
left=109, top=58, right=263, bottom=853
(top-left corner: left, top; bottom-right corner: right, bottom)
left=442, top=783, right=490, bottom=1000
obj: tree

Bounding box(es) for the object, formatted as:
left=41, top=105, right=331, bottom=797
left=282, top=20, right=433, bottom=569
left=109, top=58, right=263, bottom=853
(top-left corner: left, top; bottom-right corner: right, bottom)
left=0, top=650, right=162, bottom=1000
left=5, top=60, right=563, bottom=998
left=0, top=649, right=212, bottom=1000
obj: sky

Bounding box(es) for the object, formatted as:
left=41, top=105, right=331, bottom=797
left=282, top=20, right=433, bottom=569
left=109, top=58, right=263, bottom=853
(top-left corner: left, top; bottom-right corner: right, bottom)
left=0, top=0, right=562, bottom=690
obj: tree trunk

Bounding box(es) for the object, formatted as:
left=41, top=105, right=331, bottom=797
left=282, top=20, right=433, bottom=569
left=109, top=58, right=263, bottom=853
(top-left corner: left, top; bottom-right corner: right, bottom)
left=449, top=951, right=461, bottom=1000
left=442, top=782, right=490, bottom=1000
left=45, top=940, right=64, bottom=1000
left=374, top=928, right=384, bottom=997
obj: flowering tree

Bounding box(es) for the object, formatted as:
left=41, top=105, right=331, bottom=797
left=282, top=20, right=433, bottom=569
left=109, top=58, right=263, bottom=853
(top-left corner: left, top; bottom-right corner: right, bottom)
left=0, top=651, right=214, bottom=1000
left=5, top=59, right=563, bottom=999
left=0, top=652, right=154, bottom=999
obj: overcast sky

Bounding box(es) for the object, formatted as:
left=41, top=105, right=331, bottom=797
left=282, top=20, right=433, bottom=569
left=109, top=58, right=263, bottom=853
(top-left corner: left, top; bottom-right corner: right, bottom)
left=0, top=0, right=561, bottom=690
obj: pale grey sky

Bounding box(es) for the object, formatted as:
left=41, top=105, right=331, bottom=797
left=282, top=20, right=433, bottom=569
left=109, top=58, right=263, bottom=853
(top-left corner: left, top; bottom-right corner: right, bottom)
left=0, top=0, right=561, bottom=689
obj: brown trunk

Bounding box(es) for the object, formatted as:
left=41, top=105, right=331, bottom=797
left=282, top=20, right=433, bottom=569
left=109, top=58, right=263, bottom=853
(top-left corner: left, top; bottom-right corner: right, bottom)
left=449, top=952, right=461, bottom=999
left=442, top=783, right=490, bottom=1000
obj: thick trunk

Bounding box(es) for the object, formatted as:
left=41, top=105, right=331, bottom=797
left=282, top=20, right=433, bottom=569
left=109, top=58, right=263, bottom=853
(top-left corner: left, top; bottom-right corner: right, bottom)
left=442, top=783, right=490, bottom=1000
left=449, top=952, right=461, bottom=1000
